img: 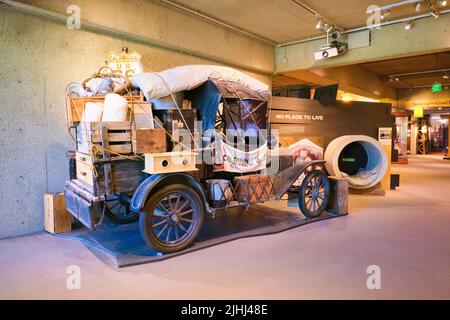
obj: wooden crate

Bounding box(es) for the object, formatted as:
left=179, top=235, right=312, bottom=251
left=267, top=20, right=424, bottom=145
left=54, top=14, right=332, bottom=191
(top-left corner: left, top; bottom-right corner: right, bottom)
left=144, top=151, right=197, bottom=174
left=77, top=121, right=133, bottom=162
left=65, top=95, right=143, bottom=128
left=132, top=128, right=167, bottom=154
left=75, top=152, right=145, bottom=196
left=44, top=193, right=72, bottom=234
left=156, top=109, right=197, bottom=149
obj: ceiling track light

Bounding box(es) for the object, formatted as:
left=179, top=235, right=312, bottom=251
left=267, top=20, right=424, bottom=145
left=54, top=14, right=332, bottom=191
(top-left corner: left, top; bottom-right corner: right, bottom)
left=438, top=0, right=447, bottom=7
left=415, top=1, right=422, bottom=12
left=315, top=16, right=323, bottom=29
left=430, top=10, right=439, bottom=18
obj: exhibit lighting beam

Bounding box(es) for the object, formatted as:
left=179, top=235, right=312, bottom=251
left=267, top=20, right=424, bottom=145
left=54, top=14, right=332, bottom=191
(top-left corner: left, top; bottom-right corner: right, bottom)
left=0, top=0, right=273, bottom=76
left=156, top=0, right=277, bottom=46
left=278, top=8, right=450, bottom=47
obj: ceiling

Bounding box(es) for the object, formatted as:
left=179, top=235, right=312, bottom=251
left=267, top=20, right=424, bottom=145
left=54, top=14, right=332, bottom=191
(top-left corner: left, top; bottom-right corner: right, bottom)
left=167, top=0, right=450, bottom=43
left=359, top=51, right=450, bottom=89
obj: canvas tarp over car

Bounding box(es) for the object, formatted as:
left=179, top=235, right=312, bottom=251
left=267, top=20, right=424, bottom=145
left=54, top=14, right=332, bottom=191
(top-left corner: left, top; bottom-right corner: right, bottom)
left=132, top=65, right=270, bottom=133
left=132, top=65, right=271, bottom=173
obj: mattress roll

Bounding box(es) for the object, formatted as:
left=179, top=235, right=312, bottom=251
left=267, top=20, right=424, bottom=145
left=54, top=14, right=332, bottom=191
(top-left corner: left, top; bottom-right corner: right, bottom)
left=102, top=93, right=128, bottom=122
left=324, top=135, right=388, bottom=190
left=81, top=102, right=103, bottom=122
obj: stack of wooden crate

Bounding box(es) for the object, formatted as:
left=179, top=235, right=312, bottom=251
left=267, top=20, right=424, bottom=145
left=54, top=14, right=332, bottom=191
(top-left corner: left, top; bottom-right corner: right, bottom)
left=65, top=95, right=167, bottom=198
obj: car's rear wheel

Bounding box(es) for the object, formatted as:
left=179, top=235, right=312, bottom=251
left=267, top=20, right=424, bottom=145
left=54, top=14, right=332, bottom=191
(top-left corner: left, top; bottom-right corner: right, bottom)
left=139, top=184, right=205, bottom=253
left=104, top=194, right=139, bottom=224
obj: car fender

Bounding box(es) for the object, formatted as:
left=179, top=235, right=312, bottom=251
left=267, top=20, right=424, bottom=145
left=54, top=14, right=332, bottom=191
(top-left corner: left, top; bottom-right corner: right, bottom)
left=130, top=173, right=209, bottom=213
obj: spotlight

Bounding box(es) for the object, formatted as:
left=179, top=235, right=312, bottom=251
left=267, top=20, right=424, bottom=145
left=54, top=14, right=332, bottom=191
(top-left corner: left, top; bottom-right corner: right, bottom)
left=438, top=0, right=447, bottom=7
left=431, top=11, right=439, bottom=18
left=395, top=77, right=400, bottom=81
left=405, top=21, right=413, bottom=30
left=414, top=1, right=422, bottom=12
left=444, top=74, right=449, bottom=79
left=381, top=9, right=390, bottom=19
left=316, top=17, right=323, bottom=29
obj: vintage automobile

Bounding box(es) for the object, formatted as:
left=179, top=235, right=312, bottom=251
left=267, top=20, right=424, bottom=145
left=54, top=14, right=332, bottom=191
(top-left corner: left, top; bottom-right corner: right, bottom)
left=64, top=65, right=330, bottom=253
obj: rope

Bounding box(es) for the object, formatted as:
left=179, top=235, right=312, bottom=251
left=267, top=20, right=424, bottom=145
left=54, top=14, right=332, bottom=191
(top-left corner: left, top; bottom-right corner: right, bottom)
left=151, top=72, right=200, bottom=151
left=207, top=67, right=268, bottom=145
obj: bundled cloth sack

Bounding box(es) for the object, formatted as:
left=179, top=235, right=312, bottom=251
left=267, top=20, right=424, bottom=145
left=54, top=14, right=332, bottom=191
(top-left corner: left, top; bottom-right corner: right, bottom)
left=101, top=93, right=128, bottom=122
left=81, top=102, right=103, bottom=122
left=341, top=170, right=379, bottom=188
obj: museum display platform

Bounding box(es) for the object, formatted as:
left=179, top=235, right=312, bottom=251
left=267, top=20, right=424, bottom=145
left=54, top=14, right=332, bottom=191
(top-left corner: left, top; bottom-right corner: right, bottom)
left=57, top=203, right=347, bottom=268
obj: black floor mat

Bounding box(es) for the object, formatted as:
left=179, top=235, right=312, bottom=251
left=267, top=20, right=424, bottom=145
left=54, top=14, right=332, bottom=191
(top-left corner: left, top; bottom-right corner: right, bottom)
left=57, top=204, right=347, bottom=268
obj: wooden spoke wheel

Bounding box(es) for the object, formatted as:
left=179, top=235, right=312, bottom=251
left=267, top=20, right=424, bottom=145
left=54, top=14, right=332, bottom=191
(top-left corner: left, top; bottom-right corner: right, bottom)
left=298, top=170, right=330, bottom=219
left=104, top=194, right=139, bottom=224
left=139, top=184, right=205, bottom=253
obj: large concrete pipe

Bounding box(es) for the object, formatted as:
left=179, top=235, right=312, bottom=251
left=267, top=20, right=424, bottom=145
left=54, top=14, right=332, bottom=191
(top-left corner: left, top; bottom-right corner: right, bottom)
left=324, top=135, right=388, bottom=189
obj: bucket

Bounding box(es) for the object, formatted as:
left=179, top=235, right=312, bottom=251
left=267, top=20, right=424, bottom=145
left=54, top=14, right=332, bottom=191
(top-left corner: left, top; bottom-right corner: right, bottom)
left=206, top=179, right=234, bottom=208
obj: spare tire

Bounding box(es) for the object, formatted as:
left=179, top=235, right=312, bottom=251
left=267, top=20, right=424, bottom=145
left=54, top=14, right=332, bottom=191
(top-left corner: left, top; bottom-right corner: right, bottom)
left=324, top=135, right=388, bottom=190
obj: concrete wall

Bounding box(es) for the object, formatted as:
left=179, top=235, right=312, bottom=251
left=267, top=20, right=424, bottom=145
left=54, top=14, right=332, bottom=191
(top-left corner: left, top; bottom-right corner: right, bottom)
left=0, top=0, right=274, bottom=238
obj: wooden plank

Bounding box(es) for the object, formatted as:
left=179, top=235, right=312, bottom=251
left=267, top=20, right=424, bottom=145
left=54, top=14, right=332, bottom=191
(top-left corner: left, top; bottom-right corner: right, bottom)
left=103, top=163, right=113, bottom=195
left=132, top=128, right=167, bottom=154
left=89, top=121, right=131, bottom=131
left=109, top=144, right=132, bottom=154
left=100, top=123, right=111, bottom=161
left=89, top=132, right=131, bottom=143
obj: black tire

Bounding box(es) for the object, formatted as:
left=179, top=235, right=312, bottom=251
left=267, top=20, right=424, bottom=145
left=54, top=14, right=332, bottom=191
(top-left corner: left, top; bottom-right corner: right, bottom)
left=298, top=170, right=330, bottom=219
left=139, top=184, right=205, bottom=253
left=104, top=194, right=139, bottom=224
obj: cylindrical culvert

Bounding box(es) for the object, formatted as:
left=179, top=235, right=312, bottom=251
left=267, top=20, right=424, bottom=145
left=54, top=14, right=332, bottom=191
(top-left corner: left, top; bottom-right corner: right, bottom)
left=324, top=135, right=388, bottom=189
